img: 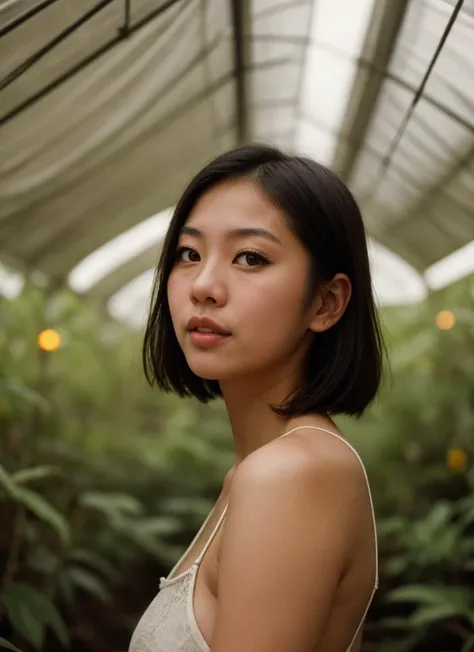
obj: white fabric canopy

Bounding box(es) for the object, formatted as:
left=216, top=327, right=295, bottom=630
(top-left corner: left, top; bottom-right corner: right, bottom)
left=1, top=0, right=473, bottom=323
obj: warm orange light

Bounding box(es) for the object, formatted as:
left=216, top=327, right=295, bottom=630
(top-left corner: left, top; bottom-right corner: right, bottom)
left=38, top=329, right=61, bottom=352
left=436, top=310, right=456, bottom=330
left=446, top=448, right=468, bottom=473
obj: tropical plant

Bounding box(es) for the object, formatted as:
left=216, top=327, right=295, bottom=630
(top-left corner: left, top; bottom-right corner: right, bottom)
left=0, top=272, right=473, bottom=651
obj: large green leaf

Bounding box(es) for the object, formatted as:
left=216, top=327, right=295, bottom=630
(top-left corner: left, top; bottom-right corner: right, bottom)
left=0, top=592, right=44, bottom=650
left=0, top=466, right=70, bottom=546
left=12, top=466, right=61, bottom=485
left=0, top=464, right=18, bottom=498
left=2, top=584, right=69, bottom=649
left=79, top=492, right=143, bottom=517
left=79, top=491, right=143, bottom=528
left=0, top=638, right=23, bottom=652
left=15, top=488, right=71, bottom=546
left=136, top=516, right=182, bottom=536
left=409, top=603, right=471, bottom=627
left=387, top=584, right=473, bottom=610
left=424, top=501, right=452, bottom=530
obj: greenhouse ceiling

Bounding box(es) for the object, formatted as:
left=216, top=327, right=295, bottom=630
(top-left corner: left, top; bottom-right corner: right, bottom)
left=1, top=0, right=474, bottom=327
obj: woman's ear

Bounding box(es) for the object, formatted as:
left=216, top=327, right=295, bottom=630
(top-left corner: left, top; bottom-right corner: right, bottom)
left=309, top=273, right=352, bottom=333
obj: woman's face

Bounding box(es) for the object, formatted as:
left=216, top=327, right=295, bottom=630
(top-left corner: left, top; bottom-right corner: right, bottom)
left=167, top=178, right=318, bottom=384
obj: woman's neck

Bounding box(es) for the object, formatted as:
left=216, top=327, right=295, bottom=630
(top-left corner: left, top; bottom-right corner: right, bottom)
left=221, top=367, right=316, bottom=465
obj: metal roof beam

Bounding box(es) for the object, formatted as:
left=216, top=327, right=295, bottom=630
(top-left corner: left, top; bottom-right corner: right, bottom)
left=332, top=0, right=410, bottom=182
left=230, top=0, right=251, bottom=144
left=0, top=0, right=186, bottom=128
left=0, top=0, right=64, bottom=38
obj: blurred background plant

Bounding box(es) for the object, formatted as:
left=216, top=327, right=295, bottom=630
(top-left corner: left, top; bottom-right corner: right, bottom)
left=1, top=273, right=473, bottom=652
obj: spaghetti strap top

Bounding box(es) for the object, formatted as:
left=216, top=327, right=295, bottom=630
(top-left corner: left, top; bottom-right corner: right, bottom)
left=129, top=426, right=378, bottom=652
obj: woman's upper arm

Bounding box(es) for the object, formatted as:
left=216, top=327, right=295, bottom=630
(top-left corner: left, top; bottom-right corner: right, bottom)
left=211, top=442, right=364, bottom=652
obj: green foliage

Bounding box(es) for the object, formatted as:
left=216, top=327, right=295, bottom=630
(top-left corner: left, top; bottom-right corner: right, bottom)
left=0, top=583, right=69, bottom=649
left=12, top=467, right=61, bottom=485
left=0, top=284, right=230, bottom=650
left=340, top=274, right=474, bottom=651
left=0, top=464, right=71, bottom=546
left=1, top=275, right=474, bottom=650
left=387, top=584, right=474, bottom=624
left=0, top=637, right=23, bottom=652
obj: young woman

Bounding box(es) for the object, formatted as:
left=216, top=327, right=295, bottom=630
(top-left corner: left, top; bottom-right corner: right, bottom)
left=129, top=144, right=383, bottom=652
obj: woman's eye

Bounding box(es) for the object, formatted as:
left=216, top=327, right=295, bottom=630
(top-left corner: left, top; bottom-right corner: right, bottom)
left=235, top=251, right=269, bottom=267
left=176, top=247, right=200, bottom=263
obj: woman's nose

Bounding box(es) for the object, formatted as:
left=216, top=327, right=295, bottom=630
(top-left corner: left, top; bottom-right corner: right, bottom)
left=190, top=265, right=227, bottom=307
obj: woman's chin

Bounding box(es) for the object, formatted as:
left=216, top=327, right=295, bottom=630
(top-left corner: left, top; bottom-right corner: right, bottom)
left=190, top=366, right=230, bottom=381
left=184, top=346, right=260, bottom=382
left=187, top=360, right=240, bottom=382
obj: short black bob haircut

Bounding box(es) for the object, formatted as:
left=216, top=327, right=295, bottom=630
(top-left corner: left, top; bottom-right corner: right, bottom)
left=143, top=144, right=385, bottom=418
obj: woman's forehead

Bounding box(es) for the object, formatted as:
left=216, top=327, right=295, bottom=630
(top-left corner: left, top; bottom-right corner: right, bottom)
left=186, top=179, right=287, bottom=235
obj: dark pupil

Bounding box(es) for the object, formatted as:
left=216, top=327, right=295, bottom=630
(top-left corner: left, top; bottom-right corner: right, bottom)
left=188, top=250, right=199, bottom=262
left=246, top=253, right=260, bottom=266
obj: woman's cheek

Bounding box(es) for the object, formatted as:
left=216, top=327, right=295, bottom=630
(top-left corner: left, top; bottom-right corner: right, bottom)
left=248, top=280, right=304, bottom=321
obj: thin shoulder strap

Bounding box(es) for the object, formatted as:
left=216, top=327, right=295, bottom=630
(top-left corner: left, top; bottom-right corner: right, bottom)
left=165, top=501, right=220, bottom=579
left=278, top=426, right=379, bottom=652
left=195, top=503, right=228, bottom=566
left=277, top=426, right=379, bottom=589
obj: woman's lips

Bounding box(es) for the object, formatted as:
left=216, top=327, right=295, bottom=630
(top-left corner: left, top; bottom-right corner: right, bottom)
left=186, top=316, right=231, bottom=335
left=188, top=330, right=231, bottom=348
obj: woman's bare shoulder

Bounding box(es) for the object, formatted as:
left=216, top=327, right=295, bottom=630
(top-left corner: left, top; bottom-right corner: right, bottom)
left=238, top=424, right=367, bottom=491
left=211, top=427, right=370, bottom=652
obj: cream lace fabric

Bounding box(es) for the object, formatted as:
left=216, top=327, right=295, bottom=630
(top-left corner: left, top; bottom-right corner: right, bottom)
left=129, top=564, right=210, bottom=652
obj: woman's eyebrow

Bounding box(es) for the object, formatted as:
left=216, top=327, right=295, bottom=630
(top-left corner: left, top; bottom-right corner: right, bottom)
left=180, top=225, right=283, bottom=246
